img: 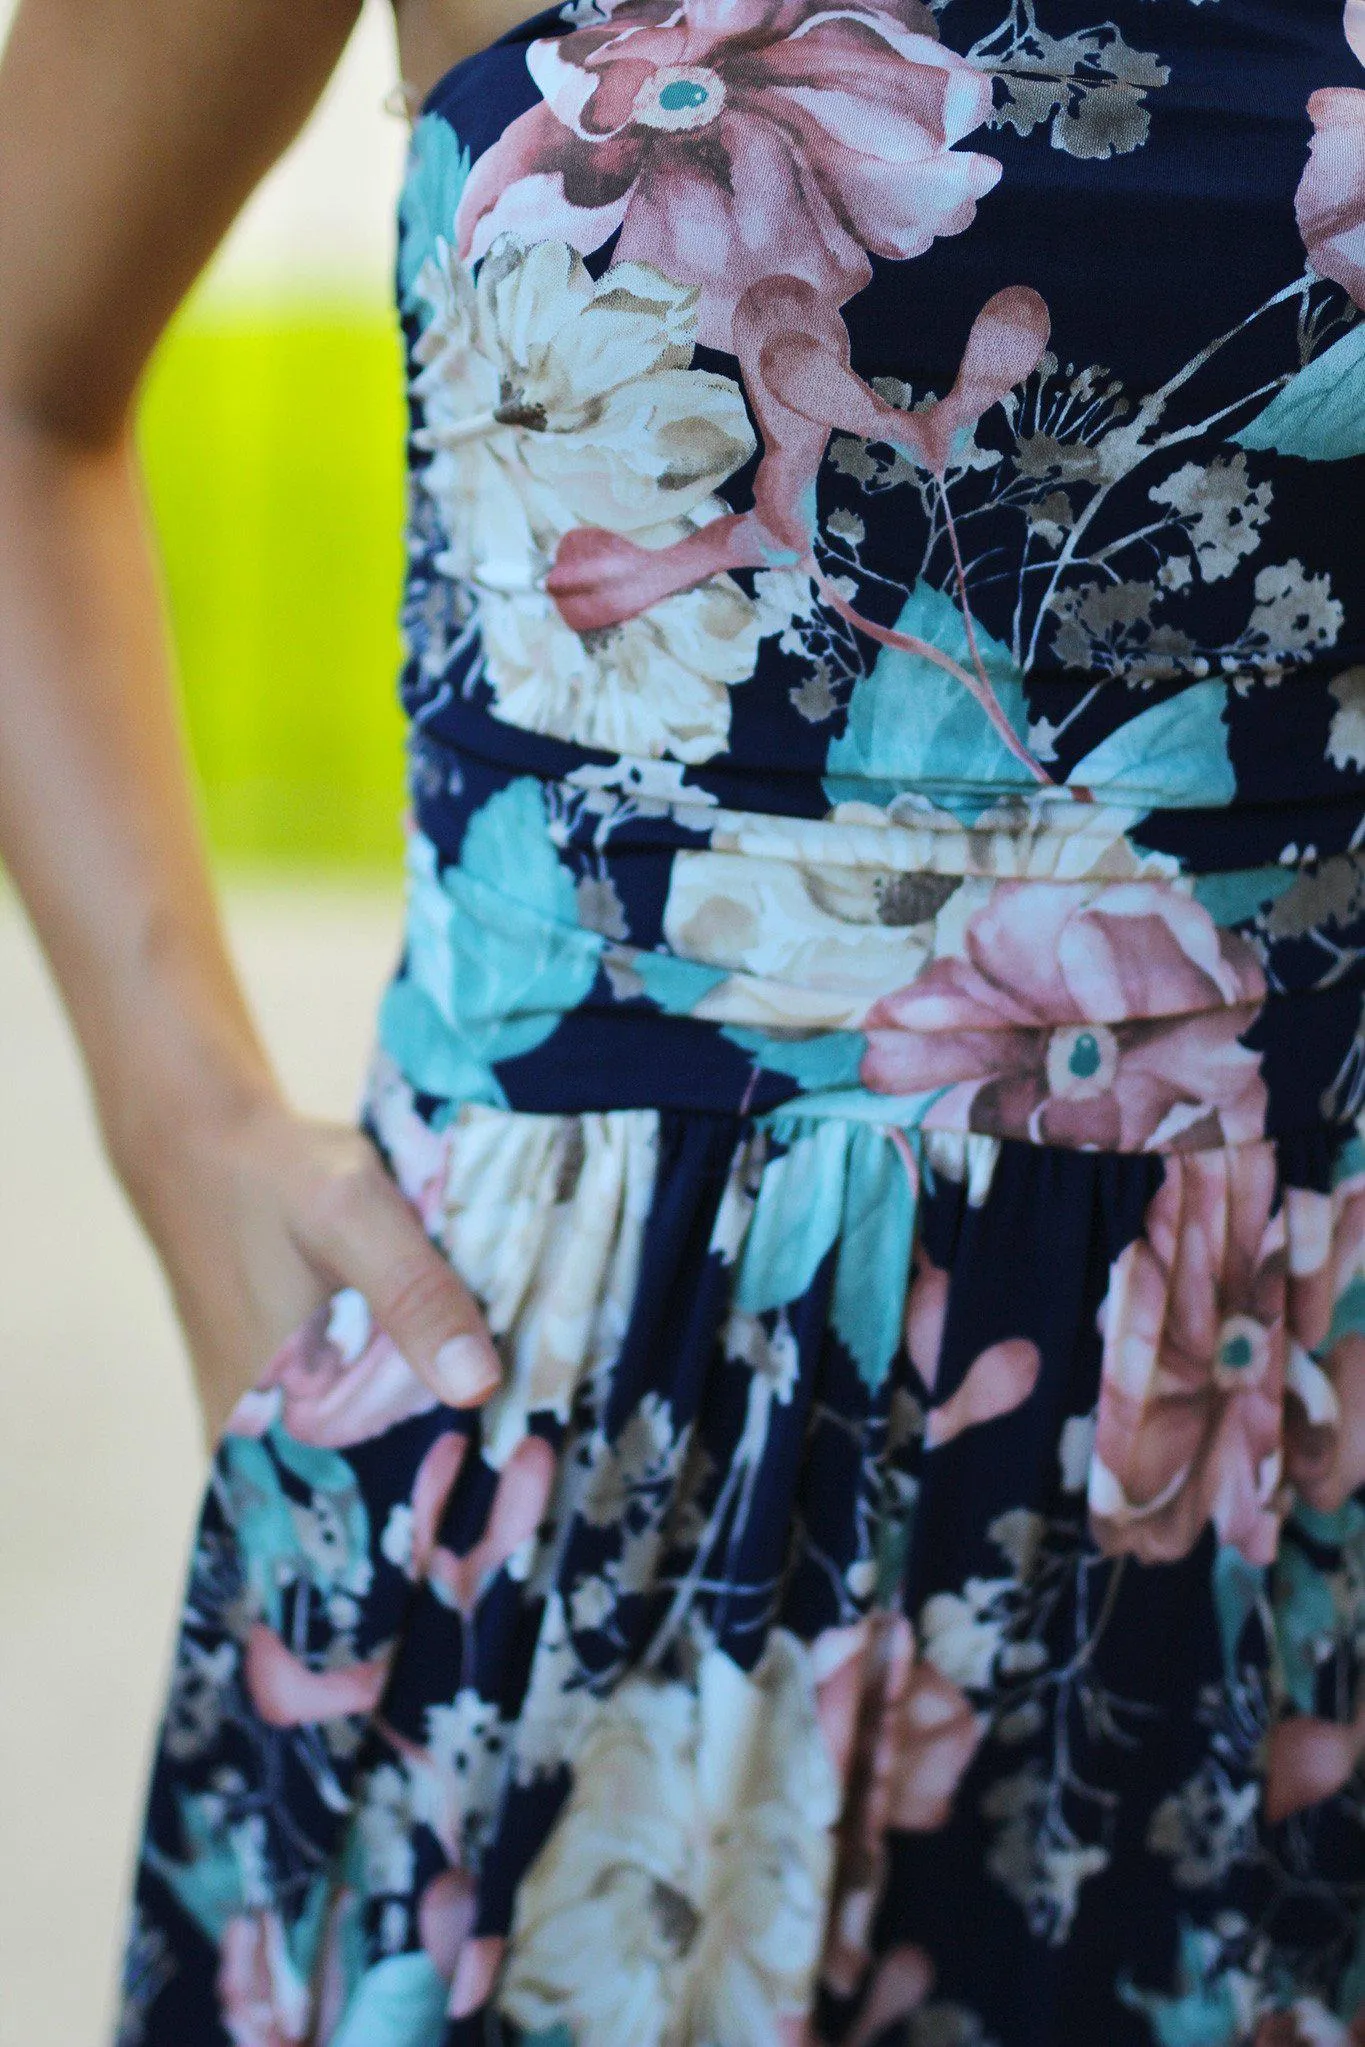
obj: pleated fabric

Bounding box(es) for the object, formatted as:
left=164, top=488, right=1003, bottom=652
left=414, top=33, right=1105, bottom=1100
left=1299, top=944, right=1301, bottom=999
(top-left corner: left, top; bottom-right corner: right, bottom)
left=118, top=1060, right=1365, bottom=2047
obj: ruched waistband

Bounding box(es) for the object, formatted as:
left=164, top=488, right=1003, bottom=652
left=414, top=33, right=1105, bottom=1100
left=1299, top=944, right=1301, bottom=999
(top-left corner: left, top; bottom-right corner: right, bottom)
left=377, top=740, right=1365, bottom=1148
left=407, top=686, right=1365, bottom=876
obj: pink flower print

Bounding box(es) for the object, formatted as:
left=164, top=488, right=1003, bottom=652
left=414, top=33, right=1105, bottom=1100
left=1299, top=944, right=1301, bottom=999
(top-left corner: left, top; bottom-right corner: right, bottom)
left=1263, top=1698, right=1365, bottom=1824
left=1289, top=1329, right=1365, bottom=1511
left=309, top=1888, right=358, bottom=2045
left=415, top=1868, right=507, bottom=2020
left=744, top=274, right=1051, bottom=494
left=426, top=1431, right=558, bottom=1614
left=225, top=1295, right=440, bottom=1451
left=456, top=0, right=1051, bottom=743
left=924, top=1337, right=1041, bottom=1447
left=448, top=1935, right=508, bottom=2021
left=406, top=1428, right=472, bottom=1580
left=457, top=0, right=1000, bottom=346
left=1256, top=2010, right=1365, bottom=2047
left=821, top=1614, right=983, bottom=1999
left=1284, top=1175, right=1365, bottom=1512
left=905, top=1248, right=1042, bottom=1442
left=861, top=881, right=1269, bottom=1153
left=1296, top=0, right=1365, bottom=310
left=905, top=1242, right=950, bottom=1387
left=418, top=1866, right=478, bottom=1979
left=1089, top=1144, right=1288, bottom=1565
left=216, top=1911, right=309, bottom=2047
left=840, top=1946, right=937, bottom=2047
left=243, top=1625, right=392, bottom=1728
left=548, top=276, right=1050, bottom=755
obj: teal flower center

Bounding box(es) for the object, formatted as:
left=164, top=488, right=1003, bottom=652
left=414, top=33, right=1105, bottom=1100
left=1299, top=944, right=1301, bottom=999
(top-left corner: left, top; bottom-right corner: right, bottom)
left=1213, top=1312, right=1271, bottom=1390
left=661, top=79, right=707, bottom=111
left=1070, top=1032, right=1102, bottom=1079
left=633, top=65, right=726, bottom=132
left=1044, top=1020, right=1118, bottom=1100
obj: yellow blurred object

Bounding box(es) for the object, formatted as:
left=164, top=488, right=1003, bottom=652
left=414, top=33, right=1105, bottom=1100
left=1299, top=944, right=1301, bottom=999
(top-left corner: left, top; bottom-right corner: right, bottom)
left=138, top=301, right=410, bottom=870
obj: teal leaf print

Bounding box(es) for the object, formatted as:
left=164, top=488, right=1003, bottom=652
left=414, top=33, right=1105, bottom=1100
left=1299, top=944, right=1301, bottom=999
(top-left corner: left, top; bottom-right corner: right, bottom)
left=734, top=1123, right=919, bottom=1390
left=380, top=783, right=603, bottom=1109
left=723, top=1025, right=867, bottom=1092
left=375, top=979, right=504, bottom=1107
left=825, top=581, right=1032, bottom=821
left=1192, top=864, right=1297, bottom=928
left=398, top=115, right=471, bottom=315
left=1118, top=1923, right=1248, bottom=2047
left=268, top=1427, right=361, bottom=1499
left=764, top=1085, right=954, bottom=1125
left=1210, top=1542, right=1265, bottom=1681
left=1272, top=1534, right=1338, bottom=1713
left=1289, top=1495, right=1365, bottom=1551
left=219, top=1433, right=373, bottom=1617
left=219, top=1435, right=307, bottom=1631
left=734, top=1123, right=849, bottom=1315
left=329, top=1953, right=450, bottom=2047
left=1068, top=680, right=1234, bottom=809
left=630, top=948, right=728, bottom=1016
left=1329, top=1270, right=1365, bottom=1346
left=831, top=1126, right=919, bottom=1392
left=144, top=1792, right=244, bottom=1944
left=1335, top=1132, right=1365, bottom=1185
left=268, top=1426, right=372, bottom=1593
left=1233, top=320, right=1365, bottom=463
left=285, top=1875, right=337, bottom=1989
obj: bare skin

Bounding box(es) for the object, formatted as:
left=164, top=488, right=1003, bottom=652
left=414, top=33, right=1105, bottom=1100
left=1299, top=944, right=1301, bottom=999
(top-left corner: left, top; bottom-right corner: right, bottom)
left=0, top=0, right=537, bottom=1441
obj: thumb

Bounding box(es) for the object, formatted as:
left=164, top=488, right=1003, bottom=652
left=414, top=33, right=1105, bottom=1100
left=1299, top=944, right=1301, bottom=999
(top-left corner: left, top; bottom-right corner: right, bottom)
left=304, top=1149, right=502, bottom=1407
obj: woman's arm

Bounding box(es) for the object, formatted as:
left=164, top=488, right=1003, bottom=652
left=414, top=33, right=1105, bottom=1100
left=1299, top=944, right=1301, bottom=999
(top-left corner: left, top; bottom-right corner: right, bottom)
left=0, top=0, right=502, bottom=1439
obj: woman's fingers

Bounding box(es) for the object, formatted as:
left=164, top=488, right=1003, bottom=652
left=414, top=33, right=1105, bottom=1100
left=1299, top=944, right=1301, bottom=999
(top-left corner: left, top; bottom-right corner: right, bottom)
left=298, top=1135, right=502, bottom=1407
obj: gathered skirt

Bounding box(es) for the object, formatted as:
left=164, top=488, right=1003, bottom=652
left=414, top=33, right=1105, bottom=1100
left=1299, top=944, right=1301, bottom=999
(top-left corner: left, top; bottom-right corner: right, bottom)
left=115, top=1046, right=1365, bottom=2047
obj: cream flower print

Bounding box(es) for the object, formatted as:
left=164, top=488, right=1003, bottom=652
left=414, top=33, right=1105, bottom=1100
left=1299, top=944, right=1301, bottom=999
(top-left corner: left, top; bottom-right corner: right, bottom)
left=656, top=809, right=1188, bottom=1039
left=497, top=1629, right=840, bottom=2047
left=412, top=233, right=761, bottom=759
left=659, top=852, right=942, bottom=1032
left=414, top=234, right=755, bottom=585
left=428, top=1099, right=658, bottom=1468
left=477, top=551, right=760, bottom=763
left=660, top=831, right=959, bottom=1031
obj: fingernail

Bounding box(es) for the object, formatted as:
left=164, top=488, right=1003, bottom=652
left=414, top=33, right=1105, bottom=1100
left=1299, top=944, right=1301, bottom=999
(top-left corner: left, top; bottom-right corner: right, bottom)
left=433, top=1332, right=502, bottom=1405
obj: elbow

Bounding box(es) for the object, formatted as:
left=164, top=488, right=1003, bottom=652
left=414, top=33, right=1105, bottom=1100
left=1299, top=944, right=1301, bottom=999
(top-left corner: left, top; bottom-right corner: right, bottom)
left=0, top=376, right=139, bottom=465
left=0, top=382, right=139, bottom=516
left=0, top=312, right=146, bottom=457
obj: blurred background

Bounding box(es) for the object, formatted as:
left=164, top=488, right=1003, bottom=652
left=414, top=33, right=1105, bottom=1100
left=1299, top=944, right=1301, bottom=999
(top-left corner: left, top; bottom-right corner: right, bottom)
left=0, top=6, right=414, bottom=2039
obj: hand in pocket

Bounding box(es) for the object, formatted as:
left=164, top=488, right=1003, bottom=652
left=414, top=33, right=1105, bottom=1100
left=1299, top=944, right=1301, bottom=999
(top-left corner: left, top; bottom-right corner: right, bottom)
left=226, top=1286, right=452, bottom=1449
left=123, top=1097, right=501, bottom=1444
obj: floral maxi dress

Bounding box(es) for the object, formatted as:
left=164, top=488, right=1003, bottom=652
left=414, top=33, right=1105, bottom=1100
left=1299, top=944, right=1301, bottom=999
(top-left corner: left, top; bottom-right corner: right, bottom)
left=119, top=2, right=1365, bottom=2042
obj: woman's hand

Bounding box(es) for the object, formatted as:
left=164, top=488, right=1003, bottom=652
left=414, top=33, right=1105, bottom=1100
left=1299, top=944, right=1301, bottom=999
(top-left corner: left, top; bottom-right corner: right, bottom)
left=117, top=1087, right=502, bottom=1446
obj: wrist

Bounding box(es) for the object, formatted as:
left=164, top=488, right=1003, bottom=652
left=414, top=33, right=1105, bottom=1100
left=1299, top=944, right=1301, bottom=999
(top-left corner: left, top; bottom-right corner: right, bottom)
left=88, top=913, right=284, bottom=1202
left=101, top=1038, right=284, bottom=1207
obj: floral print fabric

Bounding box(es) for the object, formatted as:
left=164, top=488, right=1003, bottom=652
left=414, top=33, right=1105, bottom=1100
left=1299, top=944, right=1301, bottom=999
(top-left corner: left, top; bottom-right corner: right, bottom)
left=121, top=0, right=1365, bottom=2040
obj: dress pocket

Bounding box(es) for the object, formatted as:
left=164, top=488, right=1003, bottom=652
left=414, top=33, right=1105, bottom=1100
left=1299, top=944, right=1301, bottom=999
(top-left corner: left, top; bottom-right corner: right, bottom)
left=224, top=1286, right=444, bottom=1452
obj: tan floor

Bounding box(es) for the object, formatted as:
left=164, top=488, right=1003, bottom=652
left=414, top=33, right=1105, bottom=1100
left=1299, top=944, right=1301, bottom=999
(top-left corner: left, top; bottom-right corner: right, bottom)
left=0, top=878, right=403, bottom=2047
